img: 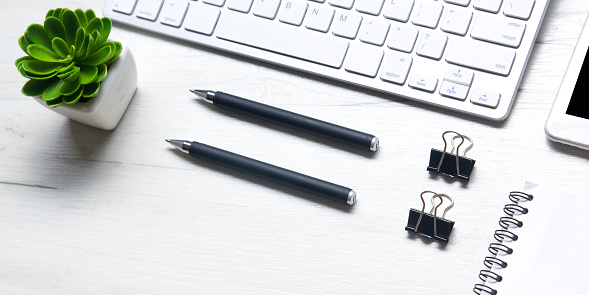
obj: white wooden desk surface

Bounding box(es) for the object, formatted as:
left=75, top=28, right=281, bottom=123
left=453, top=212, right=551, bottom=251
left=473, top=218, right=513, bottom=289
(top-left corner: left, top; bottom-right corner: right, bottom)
left=1, top=1, right=588, bottom=294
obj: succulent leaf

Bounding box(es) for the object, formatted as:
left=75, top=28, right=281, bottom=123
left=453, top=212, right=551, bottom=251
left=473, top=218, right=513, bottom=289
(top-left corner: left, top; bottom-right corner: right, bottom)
left=42, top=79, right=64, bottom=100
left=101, top=17, right=112, bottom=44
left=82, top=82, right=100, bottom=98
left=18, top=63, right=58, bottom=79
left=61, top=9, right=80, bottom=45
left=18, top=35, right=33, bottom=54
left=46, top=9, right=55, bottom=19
left=64, top=67, right=81, bottom=82
left=52, top=8, right=63, bottom=18
left=75, top=28, right=89, bottom=59
left=87, top=18, right=103, bottom=41
left=95, top=64, right=108, bottom=83
left=26, top=24, right=53, bottom=49
left=22, top=78, right=57, bottom=96
left=74, top=27, right=85, bottom=57
left=15, top=56, right=35, bottom=68
left=79, top=45, right=112, bottom=66
left=57, top=62, right=75, bottom=74
left=86, top=33, right=97, bottom=59
left=106, top=42, right=122, bottom=65
left=79, top=66, right=98, bottom=84
left=27, top=44, right=61, bottom=62
left=22, top=71, right=58, bottom=80
left=63, top=87, right=84, bottom=104
left=45, top=96, right=64, bottom=107
left=74, top=9, right=88, bottom=28
left=59, top=79, right=81, bottom=96
left=57, top=67, right=76, bottom=80
left=51, top=37, right=71, bottom=58
left=57, top=55, right=74, bottom=64
left=84, top=9, right=96, bottom=22
left=44, top=17, right=67, bottom=41
left=22, top=60, right=62, bottom=75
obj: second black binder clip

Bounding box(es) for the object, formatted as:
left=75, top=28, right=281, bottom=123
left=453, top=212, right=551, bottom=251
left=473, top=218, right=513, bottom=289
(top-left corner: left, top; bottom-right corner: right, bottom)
left=405, top=191, right=455, bottom=243
left=427, top=131, right=476, bottom=182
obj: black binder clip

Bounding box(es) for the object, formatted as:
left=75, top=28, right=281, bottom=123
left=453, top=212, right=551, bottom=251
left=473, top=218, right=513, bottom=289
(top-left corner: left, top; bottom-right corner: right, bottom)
left=427, top=131, right=475, bottom=182
left=405, top=191, right=455, bottom=243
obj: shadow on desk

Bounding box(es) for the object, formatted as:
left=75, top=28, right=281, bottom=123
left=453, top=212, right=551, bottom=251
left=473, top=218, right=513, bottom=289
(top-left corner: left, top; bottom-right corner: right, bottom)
left=546, top=138, right=589, bottom=160
left=405, top=231, right=450, bottom=251
left=193, top=99, right=378, bottom=158
left=167, top=147, right=356, bottom=213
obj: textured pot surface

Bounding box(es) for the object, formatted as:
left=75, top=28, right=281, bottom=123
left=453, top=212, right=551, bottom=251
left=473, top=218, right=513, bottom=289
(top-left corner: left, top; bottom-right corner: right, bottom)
left=34, top=43, right=138, bottom=130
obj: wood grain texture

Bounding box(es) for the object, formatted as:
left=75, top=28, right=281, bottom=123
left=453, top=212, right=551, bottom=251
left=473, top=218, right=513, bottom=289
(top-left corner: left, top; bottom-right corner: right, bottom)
left=1, top=1, right=589, bottom=294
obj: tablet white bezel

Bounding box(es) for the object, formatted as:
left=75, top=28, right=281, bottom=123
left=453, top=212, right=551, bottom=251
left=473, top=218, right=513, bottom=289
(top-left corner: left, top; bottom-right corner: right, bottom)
left=545, top=17, right=589, bottom=150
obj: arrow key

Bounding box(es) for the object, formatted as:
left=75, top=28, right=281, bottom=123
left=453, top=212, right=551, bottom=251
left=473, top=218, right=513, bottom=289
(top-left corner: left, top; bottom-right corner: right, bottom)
left=409, top=74, right=438, bottom=93
left=440, top=81, right=469, bottom=100
left=470, top=88, right=500, bottom=108
left=444, top=66, right=474, bottom=86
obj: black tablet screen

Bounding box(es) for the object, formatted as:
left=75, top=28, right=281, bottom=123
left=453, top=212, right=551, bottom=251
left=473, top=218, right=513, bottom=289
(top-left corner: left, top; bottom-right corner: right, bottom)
left=566, top=48, right=589, bottom=119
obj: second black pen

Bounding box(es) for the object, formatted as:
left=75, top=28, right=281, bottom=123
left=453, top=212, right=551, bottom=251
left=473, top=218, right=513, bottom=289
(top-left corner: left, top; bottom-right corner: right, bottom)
left=191, top=90, right=379, bottom=152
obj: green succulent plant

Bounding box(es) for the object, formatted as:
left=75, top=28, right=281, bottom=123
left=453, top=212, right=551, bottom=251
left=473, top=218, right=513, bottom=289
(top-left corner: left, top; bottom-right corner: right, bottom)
left=15, top=8, right=122, bottom=107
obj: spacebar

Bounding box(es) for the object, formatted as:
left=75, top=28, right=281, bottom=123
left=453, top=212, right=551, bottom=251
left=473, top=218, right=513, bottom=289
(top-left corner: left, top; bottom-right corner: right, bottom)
left=215, top=12, right=349, bottom=68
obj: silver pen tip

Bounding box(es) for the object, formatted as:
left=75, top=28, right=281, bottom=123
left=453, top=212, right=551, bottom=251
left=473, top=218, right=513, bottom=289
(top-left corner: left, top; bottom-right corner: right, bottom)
left=190, top=89, right=214, bottom=104
left=166, top=139, right=191, bottom=154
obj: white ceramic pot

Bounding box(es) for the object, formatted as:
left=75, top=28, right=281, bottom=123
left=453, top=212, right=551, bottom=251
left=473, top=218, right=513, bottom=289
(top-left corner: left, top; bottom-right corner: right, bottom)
left=34, top=43, right=137, bottom=130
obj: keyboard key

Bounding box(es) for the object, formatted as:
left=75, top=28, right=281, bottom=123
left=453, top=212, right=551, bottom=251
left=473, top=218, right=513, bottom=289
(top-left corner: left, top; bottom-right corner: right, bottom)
left=380, top=52, right=412, bottom=84
left=412, top=0, right=443, bottom=29
left=113, top=0, right=138, bottom=14
left=329, top=0, right=355, bottom=9
left=355, top=0, right=385, bottom=16
left=445, top=38, right=515, bottom=76
left=203, top=0, right=226, bottom=6
left=503, top=0, right=535, bottom=20
left=416, top=32, right=447, bottom=60
left=445, top=0, right=470, bottom=6
left=185, top=2, right=221, bottom=35
left=470, top=88, right=500, bottom=108
left=160, top=0, right=189, bottom=27
left=136, top=0, right=164, bottom=21
left=444, top=66, right=474, bottom=85
left=440, top=81, right=469, bottom=100
left=252, top=0, right=282, bottom=19
left=227, top=0, right=254, bottom=12
left=344, top=44, right=384, bottom=77
left=441, top=8, right=472, bottom=36
left=216, top=11, right=350, bottom=68
left=383, top=0, right=414, bottom=22
left=409, top=74, right=438, bottom=92
left=471, top=14, right=526, bottom=48
left=305, top=5, right=335, bottom=32
left=332, top=12, right=362, bottom=39
left=359, top=18, right=390, bottom=46
left=473, top=0, right=503, bottom=13
left=387, top=24, right=418, bottom=53
left=278, top=0, right=308, bottom=25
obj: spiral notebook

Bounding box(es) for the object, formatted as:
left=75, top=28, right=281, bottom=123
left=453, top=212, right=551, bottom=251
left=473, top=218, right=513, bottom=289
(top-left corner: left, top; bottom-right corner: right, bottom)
left=474, top=182, right=589, bottom=294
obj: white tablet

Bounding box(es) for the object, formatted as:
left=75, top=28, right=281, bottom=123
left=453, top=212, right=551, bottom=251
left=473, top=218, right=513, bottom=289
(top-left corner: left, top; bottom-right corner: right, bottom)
left=545, top=17, right=589, bottom=150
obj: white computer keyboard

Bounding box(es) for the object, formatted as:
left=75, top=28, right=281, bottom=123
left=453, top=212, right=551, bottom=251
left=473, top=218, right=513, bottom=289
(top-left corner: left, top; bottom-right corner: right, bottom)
left=103, top=0, right=550, bottom=120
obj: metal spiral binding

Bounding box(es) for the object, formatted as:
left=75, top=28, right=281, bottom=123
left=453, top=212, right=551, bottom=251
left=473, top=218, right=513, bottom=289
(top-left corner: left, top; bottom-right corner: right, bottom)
left=473, top=191, right=533, bottom=295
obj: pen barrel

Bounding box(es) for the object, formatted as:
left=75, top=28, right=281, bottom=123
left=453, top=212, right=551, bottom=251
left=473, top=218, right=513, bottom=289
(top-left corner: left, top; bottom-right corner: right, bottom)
left=189, top=142, right=354, bottom=205
left=214, top=92, right=376, bottom=151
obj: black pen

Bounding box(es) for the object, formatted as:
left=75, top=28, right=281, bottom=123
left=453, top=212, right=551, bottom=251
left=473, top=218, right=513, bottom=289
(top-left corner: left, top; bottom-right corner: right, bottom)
left=166, top=139, right=356, bottom=205
left=191, top=90, right=379, bottom=152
